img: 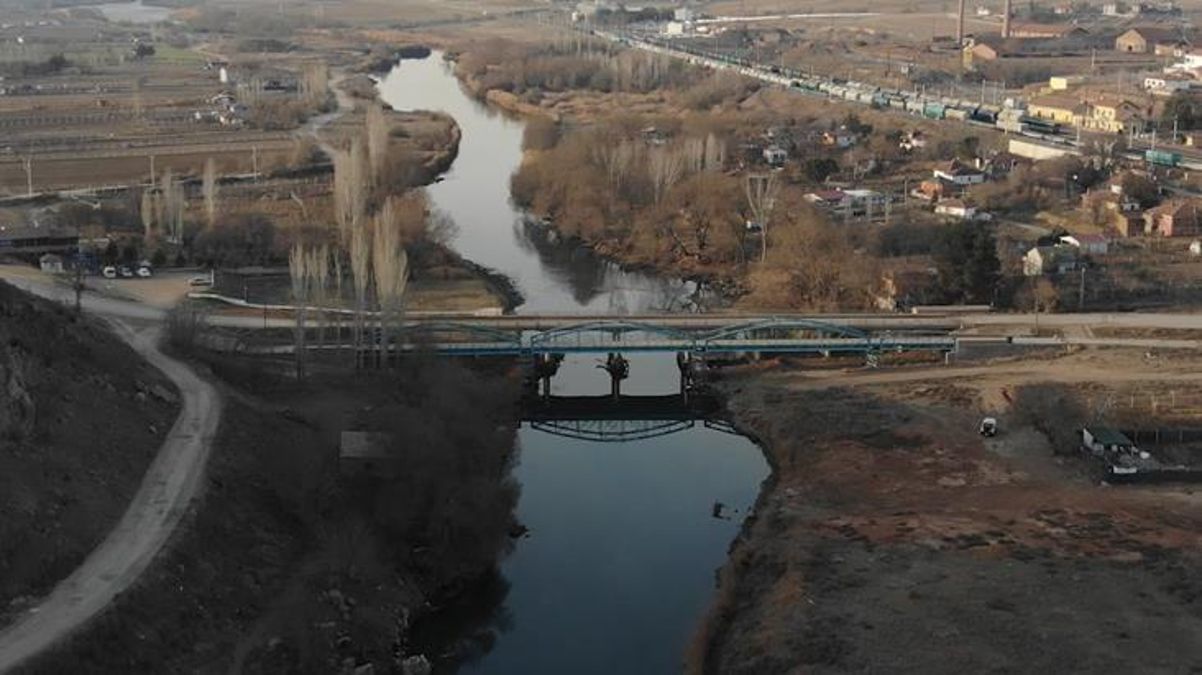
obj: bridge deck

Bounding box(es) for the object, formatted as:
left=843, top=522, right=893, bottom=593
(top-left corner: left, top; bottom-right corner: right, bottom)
left=249, top=335, right=957, bottom=356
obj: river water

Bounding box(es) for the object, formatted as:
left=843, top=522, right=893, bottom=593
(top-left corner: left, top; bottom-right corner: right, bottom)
left=379, top=55, right=769, bottom=674
left=93, top=1, right=172, bottom=24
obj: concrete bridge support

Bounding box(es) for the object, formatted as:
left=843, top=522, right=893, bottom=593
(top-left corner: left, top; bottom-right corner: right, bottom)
left=532, top=353, right=564, bottom=398
left=600, top=353, right=630, bottom=400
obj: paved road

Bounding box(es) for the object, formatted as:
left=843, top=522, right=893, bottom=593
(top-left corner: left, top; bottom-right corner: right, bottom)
left=0, top=288, right=222, bottom=673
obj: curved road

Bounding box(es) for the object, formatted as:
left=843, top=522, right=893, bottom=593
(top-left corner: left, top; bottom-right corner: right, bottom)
left=0, top=289, right=222, bottom=672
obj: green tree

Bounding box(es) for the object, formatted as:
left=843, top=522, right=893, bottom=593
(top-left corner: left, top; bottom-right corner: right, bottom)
left=1161, top=93, right=1201, bottom=131
left=804, top=157, right=839, bottom=183
left=933, top=223, right=1000, bottom=304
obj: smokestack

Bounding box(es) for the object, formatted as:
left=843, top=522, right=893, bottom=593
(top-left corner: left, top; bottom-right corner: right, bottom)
left=1002, top=0, right=1013, bottom=38
left=957, top=0, right=966, bottom=44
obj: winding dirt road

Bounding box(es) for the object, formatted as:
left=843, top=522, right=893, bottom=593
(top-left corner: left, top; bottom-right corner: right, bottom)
left=0, top=311, right=222, bottom=672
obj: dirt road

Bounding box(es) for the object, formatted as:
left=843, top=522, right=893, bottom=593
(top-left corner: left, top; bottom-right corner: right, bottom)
left=0, top=315, right=222, bottom=672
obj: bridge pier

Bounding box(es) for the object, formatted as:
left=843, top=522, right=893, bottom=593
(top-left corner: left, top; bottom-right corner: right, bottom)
left=600, top=352, right=630, bottom=400
left=532, top=353, right=564, bottom=398
left=676, top=351, right=706, bottom=402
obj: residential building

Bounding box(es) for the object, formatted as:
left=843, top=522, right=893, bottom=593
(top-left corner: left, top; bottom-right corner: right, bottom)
left=804, top=189, right=848, bottom=209
left=822, top=129, right=857, bottom=148
left=1145, top=199, right=1202, bottom=236
left=1081, top=95, right=1146, bottom=133
left=933, top=159, right=986, bottom=186
left=935, top=199, right=982, bottom=220
left=1166, top=47, right=1202, bottom=73
left=38, top=253, right=64, bottom=274
left=1008, top=23, right=1088, bottom=39
left=1059, top=233, right=1111, bottom=255
left=1115, top=26, right=1187, bottom=53
left=842, top=189, right=889, bottom=217
left=1049, top=75, right=1086, bottom=90
left=1023, top=245, right=1083, bottom=276
left=1144, top=74, right=1200, bottom=95
left=1082, top=426, right=1137, bottom=456
left=1028, top=93, right=1088, bottom=125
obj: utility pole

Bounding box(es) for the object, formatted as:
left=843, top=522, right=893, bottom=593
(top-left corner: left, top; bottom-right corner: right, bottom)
left=21, top=155, right=32, bottom=196
left=1078, top=266, right=1086, bottom=309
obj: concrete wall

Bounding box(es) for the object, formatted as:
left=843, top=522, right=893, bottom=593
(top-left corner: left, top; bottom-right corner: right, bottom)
left=1009, top=138, right=1072, bottom=161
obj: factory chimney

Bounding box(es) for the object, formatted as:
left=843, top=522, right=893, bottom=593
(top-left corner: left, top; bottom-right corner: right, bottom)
left=1002, top=0, right=1013, bottom=38
left=957, top=0, right=966, bottom=44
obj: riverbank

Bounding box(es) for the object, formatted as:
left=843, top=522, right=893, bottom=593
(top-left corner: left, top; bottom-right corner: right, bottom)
left=695, top=350, right=1202, bottom=673
left=31, top=357, right=522, bottom=673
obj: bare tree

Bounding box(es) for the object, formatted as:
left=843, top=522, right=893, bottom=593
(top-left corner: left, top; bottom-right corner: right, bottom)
left=307, top=244, right=331, bottom=353
left=365, top=103, right=390, bottom=183
left=371, top=198, right=409, bottom=368
left=289, top=243, right=310, bottom=379
left=202, top=157, right=219, bottom=228
left=648, top=145, right=684, bottom=205
left=591, top=138, right=637, bottom=208
left=334, top=138, right=370, bottom=245
left=302, top=61, right=329, bottom=109
left=746, top=173, right=779, bottom=262
left=158, top=168, right=185, bottom=244
left=140, top=189, right=157, bottom=243
left=682, top=136, right=706, bottom=174
left=349, top=221, right=372, bottom=367
left=703, top=132, right=726, bottom=172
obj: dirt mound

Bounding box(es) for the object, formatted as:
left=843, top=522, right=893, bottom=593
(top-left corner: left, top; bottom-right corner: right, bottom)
left=0, top=280, right=179, bottom=619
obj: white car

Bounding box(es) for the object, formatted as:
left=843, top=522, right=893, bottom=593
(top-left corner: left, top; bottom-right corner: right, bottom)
left=136, top=266, right=153, bottom=278
left=102, top=266, right=117, bottom=279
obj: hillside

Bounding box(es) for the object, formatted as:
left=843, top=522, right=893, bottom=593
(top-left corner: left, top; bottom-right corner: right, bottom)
left=0, top=279, right=180, bottom=620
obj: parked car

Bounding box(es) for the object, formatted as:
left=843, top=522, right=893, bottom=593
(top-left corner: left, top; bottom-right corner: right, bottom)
left=979, top=417, right=998, bottom=437
left=117, top=265, right=134, bottom=278
left=188, top=275, right=212, bottom=287
left=136, top=265, right=153, bottom=278
left=101, top=266, right=117, bottom=279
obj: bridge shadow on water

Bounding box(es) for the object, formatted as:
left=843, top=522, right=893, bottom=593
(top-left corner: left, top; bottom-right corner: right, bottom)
left=520, top=391, right=741, bottom=442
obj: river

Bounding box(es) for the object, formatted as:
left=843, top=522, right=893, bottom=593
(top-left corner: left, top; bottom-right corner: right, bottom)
left=92, top=1, right=172, bottom=24
left=378, top=55, right=769, bottom=674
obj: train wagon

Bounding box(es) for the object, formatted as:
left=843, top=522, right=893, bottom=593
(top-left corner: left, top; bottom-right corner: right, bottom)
left=1019, top=116, right=1060, bottom=135
left=944, top=106, right=970, bottom=121
left=923, top=102, right=946, bottom=119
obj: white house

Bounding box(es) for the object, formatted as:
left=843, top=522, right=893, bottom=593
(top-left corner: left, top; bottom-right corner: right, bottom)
left=935, top=199, right=979, bottom=220
left=663, top=20, right=688, bottom=35
left=38, top=253, right=64, bottom=274
left=673, top=7, right=696, bottom=21
left=1058, top=233, right=1110, bottom=255
left=1023, top=245, right=1082, bottom=276
left=1166, top=48, right=1202, bottom=74
left=1144, top=75, right=1199, bottom=95
left=933, top=159, right=986, bottom=187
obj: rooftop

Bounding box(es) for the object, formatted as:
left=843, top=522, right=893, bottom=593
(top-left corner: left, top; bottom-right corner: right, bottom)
left=1086, top=426, right=1134, bottom=447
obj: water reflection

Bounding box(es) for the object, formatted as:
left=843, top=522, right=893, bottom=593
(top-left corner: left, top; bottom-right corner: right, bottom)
left=379, top=55, right=770, bottom=675
left=378, top=54, right=694, bottom=314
